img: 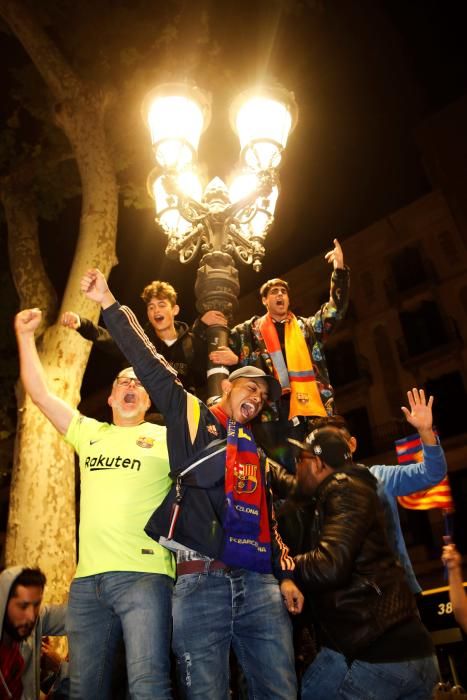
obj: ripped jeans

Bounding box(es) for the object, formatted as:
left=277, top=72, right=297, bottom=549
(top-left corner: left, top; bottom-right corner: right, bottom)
left=172, top=567, right=296, bottom=699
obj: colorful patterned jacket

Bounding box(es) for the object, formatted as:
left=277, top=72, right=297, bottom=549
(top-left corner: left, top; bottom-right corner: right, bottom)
left=229, top=267, right=350, bottom=419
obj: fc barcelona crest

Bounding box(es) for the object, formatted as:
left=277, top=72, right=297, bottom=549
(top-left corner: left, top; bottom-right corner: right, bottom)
left=296, top=392, right=309, bottom=405
left=136, top=436, right=155, bottom=448
left=234, top=463, right=258, bottom=494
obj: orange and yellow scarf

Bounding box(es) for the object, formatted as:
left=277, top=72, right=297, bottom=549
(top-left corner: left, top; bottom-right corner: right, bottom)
left=258, top=312, right=327, bottom=420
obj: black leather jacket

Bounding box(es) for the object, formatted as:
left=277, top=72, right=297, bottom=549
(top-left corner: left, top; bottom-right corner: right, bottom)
left=271, top=463, right=417, bottom=657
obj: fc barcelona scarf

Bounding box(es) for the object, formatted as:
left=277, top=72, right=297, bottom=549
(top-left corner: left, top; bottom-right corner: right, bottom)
left=258, top=312, right=327, bottom=420
left=210, top=405, right=272, bottom=573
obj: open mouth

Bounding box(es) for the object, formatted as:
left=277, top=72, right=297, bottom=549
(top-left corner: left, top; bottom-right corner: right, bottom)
left=123, top=392, right=136, bottom=404
left=240, top=401, right=257, bottom=420
left=154, top=314, right=165, bottom=323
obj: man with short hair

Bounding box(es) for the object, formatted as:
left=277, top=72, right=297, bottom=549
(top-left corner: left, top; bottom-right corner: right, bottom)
left=271, top=389, right=447, bottom=685
left=0, top=566, right=67, bottom=700
left=289, top=426, right=438, bottom=699
left=80, top=267, right=303, bottom=700
left=210, top=239, right=350, bottom=472
left=308, top=388, right=447, bottom=594
left=15, top=309, right=175, bottom=700
left=62, top=279, right=226, bottom=395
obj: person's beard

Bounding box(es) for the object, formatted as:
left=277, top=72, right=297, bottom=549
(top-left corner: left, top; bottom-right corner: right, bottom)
left=4, top=615, right=34, bottom=641
left=112, top=397, right=143, bottom=420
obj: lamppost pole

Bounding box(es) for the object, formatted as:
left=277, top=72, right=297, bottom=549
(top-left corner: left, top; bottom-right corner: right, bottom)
left=142, top=83, right=298, bottom=402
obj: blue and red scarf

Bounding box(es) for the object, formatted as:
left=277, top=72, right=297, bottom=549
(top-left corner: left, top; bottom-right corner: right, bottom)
left=210, top=405, right=272, bottom=573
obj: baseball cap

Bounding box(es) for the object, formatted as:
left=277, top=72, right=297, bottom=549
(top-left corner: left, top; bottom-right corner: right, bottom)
left=288, top=426, right=352, bottom=468
left=228, top=366, right=282, bottom=402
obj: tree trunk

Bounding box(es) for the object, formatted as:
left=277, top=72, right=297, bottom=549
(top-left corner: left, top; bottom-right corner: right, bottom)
left=0, top=0, right=119, bottom=603
left=1, top=177, right=57, bottom=333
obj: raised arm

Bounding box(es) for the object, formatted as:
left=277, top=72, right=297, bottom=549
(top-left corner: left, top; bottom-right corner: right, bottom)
left=80, top=269, right=188, bottom=425
left=79, top=269, right=117, bottom=310
left=442, top=541, right=467, bottom=633
left=61, top=311, right=121, bottom=358
left=15, top=309, right=74, bottom=435
left=324, top=237, right=345, bottom=271
left=305, top=238, right=350, bottom=343
left=400, top=388, right=437, bottom=445
left=370, top=389, right=446, bottom=495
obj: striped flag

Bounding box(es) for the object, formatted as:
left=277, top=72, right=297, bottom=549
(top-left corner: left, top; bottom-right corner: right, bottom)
left=395, top=433, right=454, bottom=511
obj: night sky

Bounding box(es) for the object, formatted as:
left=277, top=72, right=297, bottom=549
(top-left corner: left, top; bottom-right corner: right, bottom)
left=1, top=0, right=467, bottom=400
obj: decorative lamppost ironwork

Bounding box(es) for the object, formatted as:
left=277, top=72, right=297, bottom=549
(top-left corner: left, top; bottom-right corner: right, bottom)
left=142, top=82, right=298, bottom=402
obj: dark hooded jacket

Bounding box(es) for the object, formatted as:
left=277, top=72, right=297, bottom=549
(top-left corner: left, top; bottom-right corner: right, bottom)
left=76, top=317, right=207, bottom=395
left=0, top=567, right=67, bottom=700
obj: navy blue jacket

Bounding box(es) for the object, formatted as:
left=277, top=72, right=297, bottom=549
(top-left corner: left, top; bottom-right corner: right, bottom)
left=102, top=302, right=295, bottom=580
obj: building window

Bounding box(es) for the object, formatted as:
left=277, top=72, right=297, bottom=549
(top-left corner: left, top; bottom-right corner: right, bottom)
left=390, top=246, right=427, bottom=293
left=360, top=270, right=375, bottom=303
left=425, top=371, right=467, bottom=439
left=399, top=301, right=448, bottom=357
left=437, top=230, right=458, bottom=265
left=373, top=324, right=402, bottom=415
left=326, top=340, right=359, bottom=387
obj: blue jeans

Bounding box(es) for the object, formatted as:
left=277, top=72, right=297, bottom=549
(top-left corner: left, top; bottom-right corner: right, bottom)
left=66, top=572, right=173, bottom=700
left=301, top=647, right=439, bottom=700
left=172, top=568, right=296, bottom=699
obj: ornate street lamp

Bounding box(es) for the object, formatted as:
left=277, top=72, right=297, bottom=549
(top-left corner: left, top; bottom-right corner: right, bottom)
left=142, top=82, right=298, bottom=402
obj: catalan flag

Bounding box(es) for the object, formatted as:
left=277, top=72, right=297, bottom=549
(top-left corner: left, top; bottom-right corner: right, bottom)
left=395, top=433, right=454, bottom=512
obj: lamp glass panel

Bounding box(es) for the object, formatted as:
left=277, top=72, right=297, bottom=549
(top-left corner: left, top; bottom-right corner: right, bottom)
left=249, top=186, right=278, bottom=236
left=152, top=176, right=191, bottom=236
left=246, top=142, right=280, bottom=171
left=160, top=210, right=192, bottom=236
left=248, top=210, right=270, bottom=237
left=236, top=97, right=292, bottom=169
left=262, top=185, right=279, bottom=215
left=152, top=176, right=171, bottom=214
left=229, top=172, right=259, bottom=203
left=177, top=171, right=203, bottom=201
left=147, top=95, right=205, bottom=169
left=231, top=177, right=278, bottom=238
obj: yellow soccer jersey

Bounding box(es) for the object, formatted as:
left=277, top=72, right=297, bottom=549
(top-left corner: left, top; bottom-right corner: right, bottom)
left=65, top=413, right=175, bottom=578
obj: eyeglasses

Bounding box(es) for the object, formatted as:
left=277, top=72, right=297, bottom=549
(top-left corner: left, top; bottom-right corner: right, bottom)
left=116, top=377, right=143, bottom=388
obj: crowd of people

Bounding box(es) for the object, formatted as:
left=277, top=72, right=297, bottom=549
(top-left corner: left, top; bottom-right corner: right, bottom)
left=1, top=239, right=465, bottom=699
